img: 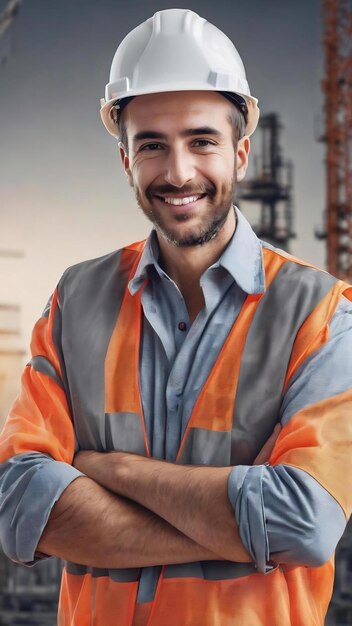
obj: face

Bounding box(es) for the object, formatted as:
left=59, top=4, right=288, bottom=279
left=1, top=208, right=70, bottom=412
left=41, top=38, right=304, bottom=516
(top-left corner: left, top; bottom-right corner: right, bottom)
left=120, top=91, right=250, bottom=247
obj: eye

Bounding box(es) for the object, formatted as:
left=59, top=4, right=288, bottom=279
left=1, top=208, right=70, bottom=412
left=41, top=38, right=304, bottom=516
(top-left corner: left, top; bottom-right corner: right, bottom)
left=140, top=143, right=164, bottom=151
left=192, top=139, right=215, bottom=148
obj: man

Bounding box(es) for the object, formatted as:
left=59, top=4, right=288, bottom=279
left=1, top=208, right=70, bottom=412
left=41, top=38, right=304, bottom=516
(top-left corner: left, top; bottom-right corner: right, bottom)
left=0, top=8, right=351, bottom=626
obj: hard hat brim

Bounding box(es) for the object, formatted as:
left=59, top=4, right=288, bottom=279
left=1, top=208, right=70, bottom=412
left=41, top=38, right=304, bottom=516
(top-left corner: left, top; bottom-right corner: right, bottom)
left=100, top=89, right=260, bottom=139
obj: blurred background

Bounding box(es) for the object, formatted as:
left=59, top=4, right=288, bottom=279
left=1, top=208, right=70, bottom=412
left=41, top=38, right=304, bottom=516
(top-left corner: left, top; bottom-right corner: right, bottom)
left=0, top=0, right=351, bottom=624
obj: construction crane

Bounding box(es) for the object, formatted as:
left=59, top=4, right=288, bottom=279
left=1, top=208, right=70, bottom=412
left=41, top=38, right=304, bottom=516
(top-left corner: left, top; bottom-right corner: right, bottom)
left=316, top=0, right=352, bottom=280
left=0, top=0, right=21, bottom=38
left=0, top=0, right=21, bottom=65
left=318, top=5, right=352, bottom=625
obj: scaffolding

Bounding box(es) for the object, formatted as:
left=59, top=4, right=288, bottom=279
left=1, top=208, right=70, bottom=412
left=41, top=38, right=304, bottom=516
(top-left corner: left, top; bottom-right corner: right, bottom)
left=316, top=0, right=352, bottom=280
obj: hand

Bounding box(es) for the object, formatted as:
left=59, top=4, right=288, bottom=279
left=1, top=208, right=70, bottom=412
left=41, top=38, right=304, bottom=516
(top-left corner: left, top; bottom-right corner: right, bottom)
left=253, top=423, right=282, bottom=465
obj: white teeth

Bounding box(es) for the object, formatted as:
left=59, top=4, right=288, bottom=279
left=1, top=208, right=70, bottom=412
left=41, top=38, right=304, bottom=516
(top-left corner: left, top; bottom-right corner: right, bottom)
left=163, top=195, right=200, bottom=206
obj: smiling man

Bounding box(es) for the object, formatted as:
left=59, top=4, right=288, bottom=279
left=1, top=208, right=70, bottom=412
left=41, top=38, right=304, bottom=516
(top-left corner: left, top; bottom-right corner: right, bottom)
left=0, top=8, right=352, bottom=626
left=122, top=91, right=244, bottom=250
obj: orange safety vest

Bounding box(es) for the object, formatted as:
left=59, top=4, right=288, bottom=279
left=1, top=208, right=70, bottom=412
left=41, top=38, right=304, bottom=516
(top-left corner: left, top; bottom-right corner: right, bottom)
left=1, top=241, right=352, bottom=626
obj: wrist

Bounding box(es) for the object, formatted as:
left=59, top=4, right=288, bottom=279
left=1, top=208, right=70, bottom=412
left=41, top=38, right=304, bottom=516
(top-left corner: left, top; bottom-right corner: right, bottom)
left=73, top=450, right=113, bottom=489
left=112, top=452, right=147, bottom=498
left=73, top=450, right=141, bottom=495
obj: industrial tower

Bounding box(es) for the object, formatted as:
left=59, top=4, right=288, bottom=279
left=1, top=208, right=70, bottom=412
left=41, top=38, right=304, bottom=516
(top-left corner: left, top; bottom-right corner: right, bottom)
left=317, top=0, right=352, bottom=279
left=238, top=113, right=295, bottom=251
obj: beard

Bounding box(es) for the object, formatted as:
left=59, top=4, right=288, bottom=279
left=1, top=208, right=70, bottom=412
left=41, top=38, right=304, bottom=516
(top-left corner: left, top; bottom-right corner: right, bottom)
left=134, top=177, right=236, bottom=248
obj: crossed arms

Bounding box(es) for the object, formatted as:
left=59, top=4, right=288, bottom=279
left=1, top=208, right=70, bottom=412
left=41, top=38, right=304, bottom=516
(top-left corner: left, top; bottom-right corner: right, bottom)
left=37, top=431, right=278, bottom=569
left=2, top=296, right=351, bottom=570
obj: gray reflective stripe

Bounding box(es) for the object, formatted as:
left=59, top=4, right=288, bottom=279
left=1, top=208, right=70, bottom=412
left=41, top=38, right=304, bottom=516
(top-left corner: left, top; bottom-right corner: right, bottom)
left=136, top=567, right=161, bottom=604
left=164, top=561, right=257, bottom=580
left=178, top=428, right=231, bottom=466
left=52, top=300, right=74, bottom=421
left=65, top=562, right=87, bottom=575
left=232, top=262, right=337, bottom=465
left=41, top=295, right=53, bottom=318
left=105, top=412, right=146, bottom=454
left=280, top=298, right=352, bottom=426
left=56, top=249, right=137, bottom=450
left=108, top=568, right=140, bottom=583
left=30, top=356, right=64, bottom=390
left=65, top=561, right=139, bottom=582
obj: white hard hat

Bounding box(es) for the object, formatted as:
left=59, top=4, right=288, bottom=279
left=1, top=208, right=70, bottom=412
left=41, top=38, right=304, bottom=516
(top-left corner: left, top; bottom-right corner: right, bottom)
left=100, top=9, right=260, bottom=138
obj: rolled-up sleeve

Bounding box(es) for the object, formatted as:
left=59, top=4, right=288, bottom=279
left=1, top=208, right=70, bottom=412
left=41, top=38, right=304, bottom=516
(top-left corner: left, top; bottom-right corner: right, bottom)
left=228, top=296, right=352, bottom=573
left=0, top=453, right=82, bottom=563
left=228, top=463, right=346, bottom=572
left=0, top=290, right=82, bottom=565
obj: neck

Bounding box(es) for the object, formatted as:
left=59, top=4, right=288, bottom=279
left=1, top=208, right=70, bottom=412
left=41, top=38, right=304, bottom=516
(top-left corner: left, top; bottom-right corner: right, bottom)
left=156, top=209, right=236, bottom=321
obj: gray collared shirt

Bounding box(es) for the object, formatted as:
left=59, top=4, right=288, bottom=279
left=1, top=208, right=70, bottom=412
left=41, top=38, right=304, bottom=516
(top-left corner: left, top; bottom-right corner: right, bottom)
left=0, top=207, right=350, bottom=598
left=129, top=206, right=264, bottom=462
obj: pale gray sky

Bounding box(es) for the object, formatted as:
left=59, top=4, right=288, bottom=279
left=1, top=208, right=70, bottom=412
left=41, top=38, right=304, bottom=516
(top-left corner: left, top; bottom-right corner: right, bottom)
left=0, top=0, right=327, bottom=350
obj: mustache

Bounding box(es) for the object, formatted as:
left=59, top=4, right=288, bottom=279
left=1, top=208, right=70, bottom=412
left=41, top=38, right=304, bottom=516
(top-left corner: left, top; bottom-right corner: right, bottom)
left=146, top=182, right=216, bottom=200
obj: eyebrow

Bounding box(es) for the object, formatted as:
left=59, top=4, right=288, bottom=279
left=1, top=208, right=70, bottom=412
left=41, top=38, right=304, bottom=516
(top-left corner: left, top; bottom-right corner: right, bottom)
left=133, top=126, right=223, bottom=143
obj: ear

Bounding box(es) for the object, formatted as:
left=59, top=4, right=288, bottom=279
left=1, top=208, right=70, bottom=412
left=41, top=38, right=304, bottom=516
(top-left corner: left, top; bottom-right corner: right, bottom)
left=119, top=141, right=133, bottom=187
left=235, top=136, right=250, bottom=182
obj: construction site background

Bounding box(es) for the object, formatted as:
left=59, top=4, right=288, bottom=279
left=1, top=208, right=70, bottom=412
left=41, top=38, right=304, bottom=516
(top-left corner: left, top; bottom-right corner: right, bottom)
left=0, top=0, right=351, bottom=624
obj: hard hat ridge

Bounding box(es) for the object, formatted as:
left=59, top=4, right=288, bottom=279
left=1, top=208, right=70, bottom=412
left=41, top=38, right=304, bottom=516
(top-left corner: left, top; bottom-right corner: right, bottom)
left=100, top=8, right=259, bottom=138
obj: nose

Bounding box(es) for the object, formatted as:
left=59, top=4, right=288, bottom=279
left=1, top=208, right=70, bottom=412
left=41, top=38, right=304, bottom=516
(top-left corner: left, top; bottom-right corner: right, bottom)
left=164, top=146, right=195, bottom=188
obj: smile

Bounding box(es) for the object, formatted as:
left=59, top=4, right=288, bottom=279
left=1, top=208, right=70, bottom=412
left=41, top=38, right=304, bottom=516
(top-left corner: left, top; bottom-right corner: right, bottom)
left=157, top=194, right=206, bottom=206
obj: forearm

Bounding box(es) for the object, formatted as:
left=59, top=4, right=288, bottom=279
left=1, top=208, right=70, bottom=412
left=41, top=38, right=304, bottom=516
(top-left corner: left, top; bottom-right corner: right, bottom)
left=74, top=452, right=251, bottom=563
left=0, top=453, right=83, bottom=564
left=37, top=475, right=222, bottom=568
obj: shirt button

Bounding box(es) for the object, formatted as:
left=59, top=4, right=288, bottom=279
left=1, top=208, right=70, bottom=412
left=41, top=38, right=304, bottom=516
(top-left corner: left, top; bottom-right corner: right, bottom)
left=178, top=321, right=187, bottom=331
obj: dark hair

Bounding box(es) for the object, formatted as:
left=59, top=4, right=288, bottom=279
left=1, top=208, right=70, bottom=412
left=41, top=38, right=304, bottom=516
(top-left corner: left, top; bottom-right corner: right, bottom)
left=119, top=111, right=129, bottom=151
left=117, top=94, right=246, bottom=153
left=227, top=105, right=246, bottom=146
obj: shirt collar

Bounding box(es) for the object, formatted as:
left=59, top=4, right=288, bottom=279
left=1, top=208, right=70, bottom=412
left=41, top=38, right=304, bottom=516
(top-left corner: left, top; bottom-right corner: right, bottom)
left=128, top=206, right=265, bottom=296
left=216, top=206, right=265, bottom=294
left=128, top=231, right=161, bottom=295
